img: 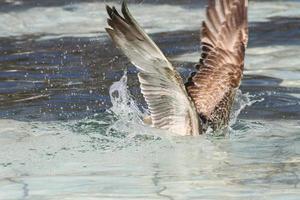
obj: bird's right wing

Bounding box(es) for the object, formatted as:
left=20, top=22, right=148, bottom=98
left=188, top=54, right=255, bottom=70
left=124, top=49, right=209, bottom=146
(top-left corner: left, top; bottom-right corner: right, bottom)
left=106, top=2, right=200, bottom=135
left=186, top=0, right=248, bottom=119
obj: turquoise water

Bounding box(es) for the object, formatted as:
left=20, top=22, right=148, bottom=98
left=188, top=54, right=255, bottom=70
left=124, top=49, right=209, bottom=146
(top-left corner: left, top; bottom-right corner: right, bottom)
left=0, top=0, right=299, bottom=199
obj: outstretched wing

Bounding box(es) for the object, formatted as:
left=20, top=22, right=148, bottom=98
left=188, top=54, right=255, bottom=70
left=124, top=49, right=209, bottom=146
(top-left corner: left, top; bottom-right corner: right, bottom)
left=186, top=0, right=248, bottom=122
left=106, top=2, right=200, bottom=135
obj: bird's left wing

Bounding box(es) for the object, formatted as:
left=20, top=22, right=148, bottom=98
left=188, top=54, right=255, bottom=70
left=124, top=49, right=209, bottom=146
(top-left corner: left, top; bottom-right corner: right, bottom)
left=106, top=2, right=201, bottom=135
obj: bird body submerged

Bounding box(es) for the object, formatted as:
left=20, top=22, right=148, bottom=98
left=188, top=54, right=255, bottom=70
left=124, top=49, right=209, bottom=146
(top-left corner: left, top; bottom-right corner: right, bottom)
left=105, top=0, right=248, bottom=135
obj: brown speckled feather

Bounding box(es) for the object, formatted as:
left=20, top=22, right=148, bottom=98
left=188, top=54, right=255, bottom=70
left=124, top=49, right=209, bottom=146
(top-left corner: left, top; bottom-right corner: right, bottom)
left=186, top=0, right=248, bottom=129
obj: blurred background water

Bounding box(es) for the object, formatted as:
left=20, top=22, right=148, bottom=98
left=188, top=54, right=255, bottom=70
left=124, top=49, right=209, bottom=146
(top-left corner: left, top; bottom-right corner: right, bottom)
left=0, top=0, right=299, bottom=199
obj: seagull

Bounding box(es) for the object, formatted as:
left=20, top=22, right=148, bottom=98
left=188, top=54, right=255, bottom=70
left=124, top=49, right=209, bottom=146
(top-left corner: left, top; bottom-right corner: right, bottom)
left=105, top=0, right=248, bottom=136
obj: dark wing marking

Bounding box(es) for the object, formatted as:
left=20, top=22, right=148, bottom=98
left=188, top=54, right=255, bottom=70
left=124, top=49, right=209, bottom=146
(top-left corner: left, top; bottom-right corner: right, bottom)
left=106, top=2, right=201, bottom=135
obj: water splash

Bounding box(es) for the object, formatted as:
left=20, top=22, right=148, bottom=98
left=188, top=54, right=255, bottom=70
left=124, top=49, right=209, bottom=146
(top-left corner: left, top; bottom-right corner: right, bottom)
left=230, top=90, right=259, bottom=126
left=106, top=73, right=258, bottom=137
left=109, top=72, right=144, bottom=123
left=106, top=72, right=148, bottom=137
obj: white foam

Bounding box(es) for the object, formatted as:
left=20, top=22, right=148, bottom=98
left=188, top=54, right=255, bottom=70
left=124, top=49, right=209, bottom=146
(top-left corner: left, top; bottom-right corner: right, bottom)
left=0, top=2, right=204, bottom=39
left=0, top=1, right=299, bottom=39
left=249, top=1, right=300, bottom=22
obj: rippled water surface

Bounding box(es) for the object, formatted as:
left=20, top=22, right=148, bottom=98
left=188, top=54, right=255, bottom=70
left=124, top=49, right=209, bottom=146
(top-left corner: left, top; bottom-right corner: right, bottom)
left=0, top=0, right=299, bottom=199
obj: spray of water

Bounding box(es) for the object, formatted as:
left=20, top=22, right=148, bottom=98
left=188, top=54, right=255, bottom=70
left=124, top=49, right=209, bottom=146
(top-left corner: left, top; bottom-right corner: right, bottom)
left=108, top=72, right=143, bottom=124
left=230, top=90, right=257, bottom=126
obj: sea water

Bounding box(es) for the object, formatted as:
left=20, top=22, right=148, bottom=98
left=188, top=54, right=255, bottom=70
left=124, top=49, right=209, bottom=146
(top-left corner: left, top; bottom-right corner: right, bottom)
left=0, top=0, right=299, bottom=199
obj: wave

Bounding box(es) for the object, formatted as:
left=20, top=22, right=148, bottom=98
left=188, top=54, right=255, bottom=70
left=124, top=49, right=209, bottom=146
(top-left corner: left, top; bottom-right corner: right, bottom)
left=0, top=1, right=299, bottom=39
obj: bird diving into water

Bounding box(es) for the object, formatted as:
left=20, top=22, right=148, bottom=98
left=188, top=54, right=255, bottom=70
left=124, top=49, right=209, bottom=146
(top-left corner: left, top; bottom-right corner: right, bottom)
left=105, top=0, right=248, bottom=136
